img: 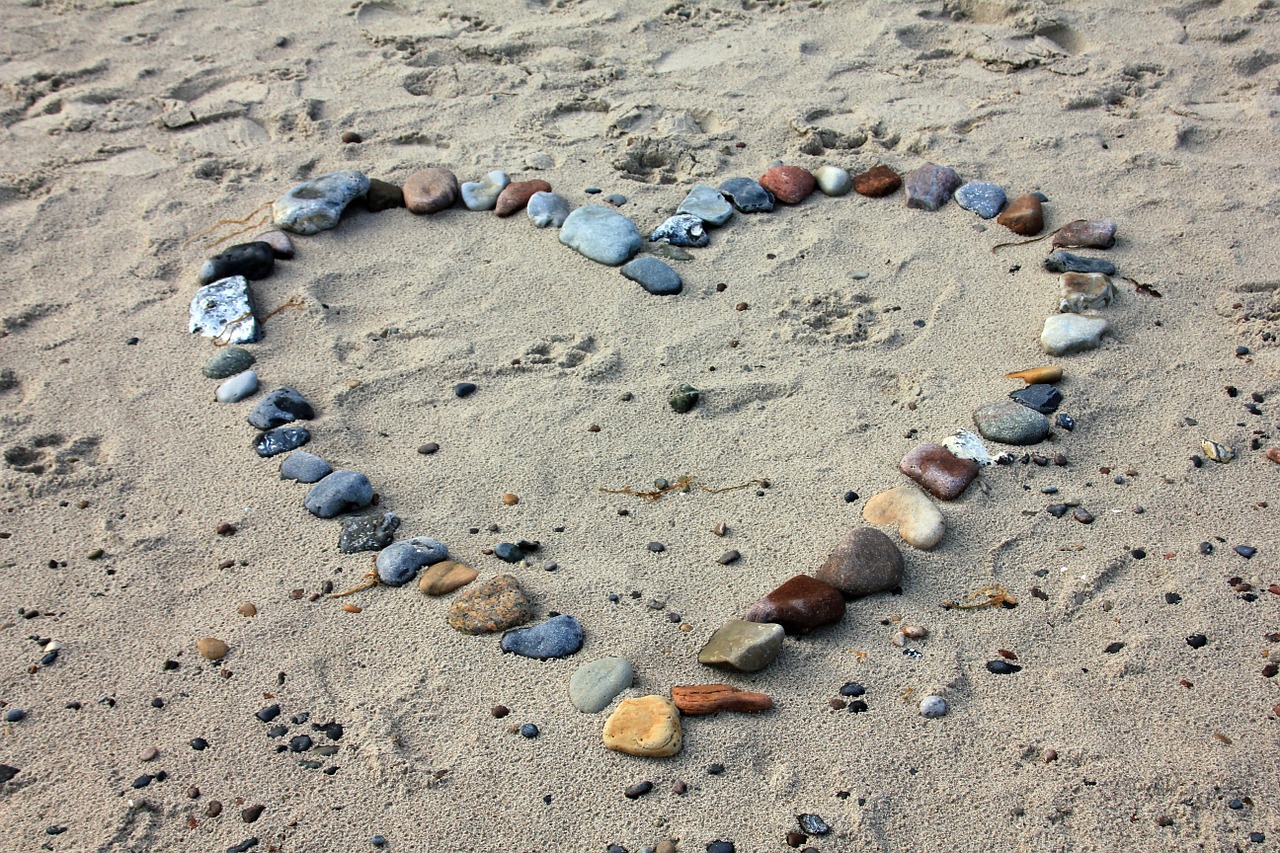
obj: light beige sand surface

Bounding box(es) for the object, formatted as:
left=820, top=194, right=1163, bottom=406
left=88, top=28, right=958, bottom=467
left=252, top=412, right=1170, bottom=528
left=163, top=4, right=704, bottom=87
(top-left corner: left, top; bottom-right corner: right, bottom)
left=2, top=1, right=1279, bottom=851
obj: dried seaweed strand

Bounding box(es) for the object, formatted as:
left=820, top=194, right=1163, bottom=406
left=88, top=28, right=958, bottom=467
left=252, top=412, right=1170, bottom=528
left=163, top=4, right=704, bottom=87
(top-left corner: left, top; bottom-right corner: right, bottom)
left=210, top=295, right=305, bottom=347
left=204, top=213, right=270, bottom=249
left=600, top=475, right=767, bottom=503
left=182, top=201, right=273, bottom=248
left=328, top=571, right=380, bottom=598
left=991, top=227, right=1060, bottom=254
left=941, top=583, right=1018, bottom=610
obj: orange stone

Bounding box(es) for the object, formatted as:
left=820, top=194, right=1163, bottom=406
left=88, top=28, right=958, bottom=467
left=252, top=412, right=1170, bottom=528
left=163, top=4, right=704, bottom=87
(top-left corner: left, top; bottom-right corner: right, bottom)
left=997, top=194, right=1044, bottom=236
left=852, top=165, right=901, bottom=197
left=759, top=166, right=816, bottom=204
left=1004, top=366, right=1063, bottom=384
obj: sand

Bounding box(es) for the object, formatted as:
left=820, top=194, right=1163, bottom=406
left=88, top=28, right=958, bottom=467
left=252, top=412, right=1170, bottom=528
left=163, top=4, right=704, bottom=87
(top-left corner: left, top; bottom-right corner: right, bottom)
left=2, top=0, right=1279, bottom=850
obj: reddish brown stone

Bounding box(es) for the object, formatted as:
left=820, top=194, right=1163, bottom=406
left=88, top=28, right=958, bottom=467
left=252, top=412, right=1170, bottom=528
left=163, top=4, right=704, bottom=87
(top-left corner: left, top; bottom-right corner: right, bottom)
left=759, top=166, right=816, bottom=205
left=899, top=443, right=979, bottom=500
left=495, top=180, right=552, bottom=217
left=852, top=165, right=901, bottom=198
left=814, top=528, right=904, bottom=598
left=742, top=574, right=845, bottom=635
left=402, top=168, right=458, bottom=214
left=1053, top=219, right=1117, bottom=249
left=997, top=194, right=1044, bottom=236
left=671, top=684, right=773, bottom=715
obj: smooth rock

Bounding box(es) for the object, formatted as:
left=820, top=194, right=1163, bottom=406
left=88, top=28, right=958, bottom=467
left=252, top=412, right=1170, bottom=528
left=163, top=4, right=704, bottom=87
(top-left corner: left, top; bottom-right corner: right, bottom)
left=920, top=695, right=948, bottom=718
left=670, top=383, right=699, bottom=413
left=815, top=527, right=905, bottom=598
left=526, top=191, right=571, bottom=228
left=676, top=184, right=733, bottom=226
left=1005, top=366, right=1063, bottom=384
left=461, top=171, right=510, bottom=211
left=254, top=427, right=309, bottom=457
left=718, top=177, right=774, bottom=213
left=671, top=684, right=772, bottom=715
left=904, top=163, right=962, bottom=211
left=190, top=276, right=258, bottom=344
left=248, top=387, right=314, bottom=430
left=303, top=470, right=373, bottom=518
left=253, top=230, right=294, bottom=258
left=742, top=574, right=845, bottom=634
left=363, top=178, right=405, bottom=212
left=862, top=484, right=945, bottom=550
left=203, top=347, right=255, bottom=379
left=494, top=542, right=524, bottom=563
left=1044, top=251, right=1116, bottom=275
left=402, top=167, right=458, bottom=214
left=0, top=765, right=18, bottom=785
left=496, top=179, right=552, bottom=217
left=197, top=637, right=228, bottom=660
left=899, top=443, right=979, bottom=500
left=198, top=242, right=275, bottom=285
left=272, top=170, right=370, bottom=235
left=759, top=166, right=815, bottom=204
left=602, top=696, right=682, bottom=757
left=1040, top=314, right=1109, bottom=355
left=279, top=450, right=332, bottom=484
left=1059, top=272, right=1116, bottom=313
left=797, top=814, right=831, bottom=835
left=621, top=257, right=682, bottom=295
left=1009, top=383, right=1063, bottom=414
left=941, top=429, right=1001, bottom=466
left=954, top=181, right=1006, bottom=219
left=375, top=536, right=447, bottom=585
left=650, top=214, right=709, bottom=248
left=500, top=614, right=584, bottom=660
left=997, top=194, right=1044, bottom=236
left=418, top=560, right=478, bottom=595
left=216, top=370, right=258, bottom=404
left=339, top=511, right=400, bottom=553
left=973, top=400, right=1051, bottom=445
left=697, top=620, right=785, bottom=672
left=568, top=657, right=634, bottom=713
left=1053, top=219, right=1117, bottom=249
left=447, top=574, right=533, bottom=634
left=559, top=206, right=643, bottom=266
left=813, top=164, right=852, bottom=196
left=853, top=165, right=901, bottom=197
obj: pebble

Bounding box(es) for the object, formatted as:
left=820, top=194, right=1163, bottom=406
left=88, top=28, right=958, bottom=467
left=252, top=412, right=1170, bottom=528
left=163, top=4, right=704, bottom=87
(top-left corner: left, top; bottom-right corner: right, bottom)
left=418, top=442, right=439, bottom=455
left=453, top=381, right=478, bottom=398
left=237, top=603, right=256, bottom=617
left=621, top=257, right=682, bottom=295
left=418, top=560, right=478, bottom=595
left=1005, top=365, right=1062, bottom=384
left=862, top=484, right=945, bottom=550
left=1044, top=251, right=1116, bottom=275
left=676, top=184, right=734, bottom=226
left=254, top=427, right=310, bottom=457
left=1186, top=633, right=1208, bottom=649
left=919, top=695, right=948, bottom=717
left=216, top=370, right=259, bottom=404
left=1053, top=219, right=1117, bottom=250
left=248, top=387, right=314, bottom=430
left=559, top=205, right=643, bottom=266
left=996, top=194, right=1044, bottom=236
left=706, top=843, right=735, bottom=853
left=718, top=177, right=774, bottom=213
left=203, top=347, right=255, bottom=379
left=743, top=574, right=845, bottom=634
left=526, top=191, right=571, bottom=228
left=813, top=164, right=852, bottom=196
left=814, top=527, right=905, bottom=598
left=447, top=574, right=533, bottom=634
left=904, top=163, right=961, bottom=211
left=986, top=659, right=1022, bottom=674
left=279, top=451, right=332, bottom=484
left=1060, top=273, right=1115, bottom=313
left=852, top=165, right=901, bottom=197
left=759, top=165, right=816, bottom=204
left=624, top=780, right=653, bottom=799
left=501, top=614, right=584, bottom=660
left=602, top=695, right=683, bottom=757
left=196, top=637, right=229, bottom=660
left=647, top=541, right=666, bottom=553
left=272, top=170, right=370, bottom=235
left=371, top=836, right=387, bottom=848
left=796, top=814, right=830, bottom=835
left=1055, top=413, right=1076, bottom=431
left=568, top=657, right=634, bottom=713
left=496, top=179, right=552, bottom=217
left=402, top=167, right=459, bottom=214
left=198, top=242, right=275, bottom=286
left=1234, top=545, right=1257, bottom=559
left=339, top=511, right=400, bottom=553
left=495, top=542, right=524, bottom=562
left=939, top=429, right=1001, bottom=466
left=697, top=619, right=785, bottom=672
left=1202, top=439, right=1235, bottom=463
left=650, top=214, right=709, bottom=248
left=954, top=181, right=1006, bottom=219
left=0, top=765, right=18, bottom=784
left=671, top=683, right=773, bottom=714
left=364, top=178, right=405, bottom=212
left=1010, top=383, right=1063, bottom=414
left=899, top=443, right=979, bottom=500
left=5, top=709, right=25, bottom=723
left=520, top=723, right=539, bottom=738
left=461, top=171, right=510, bottom=211
left=973, top=400, right=1051, bottom=445
left=190, top=276, right=259, bottom=344
left=254, top=230, right=294, bottom=259
left=375, top=536, right=447, bottom=585
left=1041, top=314, right=1109, bottom=355
left=304, top=470, right=373, bottom=518
left=241, top=804, right=265, bottom=823
left=718, top=549, right=740, bottom=565
left=670, top=383, right=699, bottom=413
left=604, top=193, right=627, bottom=207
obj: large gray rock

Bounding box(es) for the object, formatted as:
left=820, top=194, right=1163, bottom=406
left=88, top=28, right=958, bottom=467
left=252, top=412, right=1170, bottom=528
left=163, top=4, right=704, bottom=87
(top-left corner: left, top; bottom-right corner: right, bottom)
left=973, top=400, right=1051, bottom=445
left=303, top=470, right=373, bottom=518
left=272, top=170, right=370, bottom=235
left=559, top=206, right=643, bottom=266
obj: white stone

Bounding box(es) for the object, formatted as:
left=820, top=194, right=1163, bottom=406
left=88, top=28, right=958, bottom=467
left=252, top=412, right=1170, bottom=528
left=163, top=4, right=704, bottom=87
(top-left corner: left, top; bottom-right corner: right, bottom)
left=1040, top=314, right=1109, bottom=356
left=216, top=370, right=259, bottom=403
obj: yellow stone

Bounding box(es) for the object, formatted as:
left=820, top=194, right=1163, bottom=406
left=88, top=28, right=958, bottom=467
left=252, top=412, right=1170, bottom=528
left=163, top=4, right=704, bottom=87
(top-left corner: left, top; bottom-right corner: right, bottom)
left=418, top=561, right=479, bottom=596
left=602, top=696, right=682, bottom=757
left=196, top=637, right=229, bottom=660
left=1004, top=366, right=1062, bottom=384
left=863, top=484, right=945, bottom=550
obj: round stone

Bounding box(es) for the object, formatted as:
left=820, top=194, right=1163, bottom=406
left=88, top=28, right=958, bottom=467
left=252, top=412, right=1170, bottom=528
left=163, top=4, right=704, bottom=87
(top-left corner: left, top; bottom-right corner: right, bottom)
left=520, top=723, right=539, bottom=738
left=375, top=537, right=448, bottom=586
left=568, top=657, right=634, bottom=713
left=813, top=165, right=852, bottom=196
left=279, top=451, right=332, bottom=484
left=815, top=528, right=905, bottom=598
left=203, top=347, right=255, bottom=379
left=402, top=167, right=459, bottom=214
left=919, top=695, right=948, bottom=717
left=303, top=470, right=374, bottom=518
left=973, top=401, right=1051, bottom=446
left=196, top=637, right=229, bottom=660
left=447, top=574, right=534, bottom=634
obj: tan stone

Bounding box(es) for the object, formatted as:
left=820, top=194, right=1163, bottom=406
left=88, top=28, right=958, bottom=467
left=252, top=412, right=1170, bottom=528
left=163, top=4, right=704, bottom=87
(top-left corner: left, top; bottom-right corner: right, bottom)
left=602, top=695, right=683, bottom=757
left=419, top=561, right=479, bottom=596
left=863, top=484, right=945, bottom=550
left=403, top=167, right=458, bottom=214
left=446, top=574, right=533, bottom=634
left=237, top=602, right=257, bottom=617
left=196, top=637, right=229, bottom=660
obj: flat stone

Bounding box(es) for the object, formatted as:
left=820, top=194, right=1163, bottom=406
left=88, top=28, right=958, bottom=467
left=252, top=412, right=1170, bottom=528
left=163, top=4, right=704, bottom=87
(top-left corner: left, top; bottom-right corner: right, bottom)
left=997, top=194, right=1044, bottom=236
left=862, top=484, right=945, bottom=550
left=973, top=400, right=1051, bottom=445
left=1059, top=272, right=1115, bottom=313
left=621, top=257, right=682, bottom=295
left=253, top=427, right=309, bottom=457
left=190, top=276, right=258, bottom=344
left=1009, top=383, right=1063, bottom=414
left=375, top=537, right=447, bottom=586
left=904, top=163, right=962, bottom=211
left=671, top=684, right=772, bottom=715
left=500, top=614, right=584, bottom=660
left=568, top=657, right=633, bottom=713
left=852, top=165, right=901, bottom=197
left=815, top=527, right=905, bottom=597
left=718, top=177, right=774, bottom=213
left=759, top=165, right=815, bottom=204
left=279, top=450, right=331, bottom=484
left=1044, top=251, right=1116, bottom=275
left=0, top=765, right=18, bottom=784
left=418, top=560, right=478, bottom=595
left=954, top=181, right=1006, bottom=219
left=402, top=167, right=458, bottom=214
left=203, top=347, right=255, bottom=379
left=1040, top=314, right=1109, bottom=355
left=303, top=470, right=373, bottom=518
left=338, top=511, right=400, bottom=553
left=461, top=171, right=509, bottom=211
left=198, top=242, right=275, bottom=285
left=676, top=184, right=733, bottom=226
left=447, top=574, right=533, bottom=634
left=559, top=205, right=643, bottom=266
left=496, top=179, right=551, bottom=217
left=899, top=443, right=979, bottom=500
left=602, top=696, right=682, bottom=757
left=272, top=170, right=370, bottom=235
left=247, top=387, right=314, bottom=430
left=650, top=214, right=709, bottom=248
left=1053, top=219, right=1117, bottom=249
left=215, top=370, right=258, bottom=404
left=526, top=191, right=571, bottom=228
left=697, top=619, right=785, bottom=673
left=363, top=178, right=405, bottom=212
left=742, top=574, right=845, bottom=634
left=813, top=164, right=852, bottom=196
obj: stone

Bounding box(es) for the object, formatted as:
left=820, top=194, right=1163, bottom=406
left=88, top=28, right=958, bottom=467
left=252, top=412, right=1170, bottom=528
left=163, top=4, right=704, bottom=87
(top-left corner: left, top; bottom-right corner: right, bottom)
left=1005, top=366, right=1063, bottom=384
left=253, top=230, right=294, bottom=258
left=1059, top=272, right=1116, bottom=313
left=279, top=451, right=332, bottom=484
left=621, top=257, right=682, bottom=295
left=196, top=637, right=229, bottom=660
left=496, top=179, right=552, bottom=217
left=418, top=560, right=478, bottom=595
left=742, top=574, right=845, bottom=634
left=1053, top=219, right=1117, bottom=249
left=602, top=696, right=682, bottom=757
left=904, top=163, right=962, bottom=211
left=973, top=400, right=1051, bottom=445
left=1009, top=383, right=1063, bottom=414
left=813, top=164, right=852, bottom=196
left=375, top=537, right=447, bottom=585
left=248, top=387, right=314, bottom=430
left=402, top=167, right=458, bottom=214
left=198, top=242, right=275, bottom=285
left=303, top=470, right=373, bottom=518
left=338, top=511, right=400, bottom=553
left=676, top=184, right=734, bottom=226
left=461, top=171, right=510, bottom=211
left=941, top=429, right=1002, bottom=466
left=568, top=657, right=634, bottom=713
left=526, top=191, right=571, bottom=228
left=697, top=620, right=785, bottom=672
left=559, top=206, right=643, bottom=266
left=669, top=383, right=699, bottom=412
left=671, top=684, right=772, bottom=715
left=919, top=695, right=948, bottom=718
left=494, top=542, right=524, bottom=563
left=215, top=370, right=258, bottom=404
left=272, top=170, right=370, bottom=235
left=190, top=276, right=258, bottom=344
left=853, top=165, right=901, bottom=197
left=815, top=527, right=905, bottom=598
left=447, top=574, right=533, bottom=634
left=899, top=443, right=979, bottom=500
left=996, top=194, right=1044, bottom=236
left=1040, top=314, right=1109, bottom=355
left=363, top=178, right=405, bottom=212
left=203, top=347, right=255, bottom=379
left=0, top=765, right=17, bottom=785
left=954, top=181, right=1006, bottom=219
left=650, top=214, right=709, bottom=248
left=759, top=165, right=815, bottom=204
left=797, top=814, right=830, bottom=835
left=862, top=484, right=945, bottom=550
left=254, top=427, right=309, bottom=457
left=1043, top=251, right=1116, bottom=275
left=718, top=177, right=774, bottom=213
left=500, top=614, right=584, bottom=660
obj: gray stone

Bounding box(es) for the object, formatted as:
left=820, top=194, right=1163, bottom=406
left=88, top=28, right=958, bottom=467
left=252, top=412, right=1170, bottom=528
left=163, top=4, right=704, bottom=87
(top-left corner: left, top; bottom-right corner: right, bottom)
left=461, top=170, right=510, bottom=211
left=568, top=657, right=634, bottom=713
left=676, top=184, right=733, bottom=226
left=904, top=163, right=962, bottom=211
left=813, top=164, right=852, bottom=196
left=279, top=451, right=331, bottom=484
left=973, top=401, right=1051, bottom=446
left=559, top=205, right=643, bottom=266
left=375, top=536, right=447, bottom=585
left=190, top=276, right=258, bottom=344
left=339, top=512, right=400, bottom=553
left=920, top=695, right=948, bottom=718
left=248, top=387, right=314, bottom=430
left=215, top=370, right=258, bottom=404
left=954, top=181, right=1006, bottom=219
left=814, top=528, right=905, bottom=598
left=303, top=470, right=373, bottom=518
left=621, top=257, right=682, bottom=295
left=254, top=231, right=294, bottom=258
left=198, top=242, right=275, bottom=286
left=1040, top=314, right=1109, bottom=355
left=500, top=614, right=584, bottom=660
left=650, top=214, right=709, bottom=248
left=202, top=347, right=255, bottom=379
left=718, top=177, right=774, bottom=213
left=272, top=170, right=370, bottom=235
left=526, top=191, right=571, bottom=228
left=254, top=427, right=309, bottom=457
left=1043, top=251, right=1116, bottom=276
left=697, top=620, right=785, bottom=673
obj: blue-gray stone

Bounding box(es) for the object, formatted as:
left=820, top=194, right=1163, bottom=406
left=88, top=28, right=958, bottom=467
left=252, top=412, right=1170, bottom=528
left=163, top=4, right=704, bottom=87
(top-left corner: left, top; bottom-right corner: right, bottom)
left=494, top=542, right=524, bottom=563
left=248, top=387, right=314, bottom=430
left=500, top=614, right=584, bottom=660
left=604, top=193, right=627, bottom=206
left=527, top=191, right=571, bottom=228
left=461, top=171, right=510, bottom=211
left=719, top=177, right=774, bottom=213
left=272, top=170, right=370, bottom=235
left=254, top=427, right=310, bottom=457
left=203, top=347, right=255, bottom=379
left=905, top=163, right=962, bottom=212
left=621, top=257, right=682, bottom=295
left=198, top=242, right=275, bottom=286
left=1043, top=251, right=1117, bottom=275
left=559, top=205, right=643, bottom=266
left=279, top=451, right=332, bottom=483
left=190, top=276, right=258, bottom=344
left=676, top=184, right=734, bottom=226
left=973, top=401, right=1050, bottom=446
left=375, top=536, right=448, bottom=586
left=215, top=370, right=258, bottom=404
left=650, top=214, right=708, bottom=248
left=954, top=181, right=1006, bottom=219
left=1009, top=383, right=1063, bottom=414
left=339, top=511, right=400, bottom=554
left=304, top=470, right=373, bottom=518
left=568, top=656, right=633, bottom=713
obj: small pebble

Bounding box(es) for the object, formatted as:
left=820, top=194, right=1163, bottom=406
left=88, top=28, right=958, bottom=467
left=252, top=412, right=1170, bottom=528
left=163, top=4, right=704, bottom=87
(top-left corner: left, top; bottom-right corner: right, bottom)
left=648, top=541, right=666, bottom=553
left=986, top=660, right=1021, bottom=674
left=4, top=709, right=26, bottom=723
left=718, top=550, right=740, bottom=565
left=1235, top=545, right=1257, bottom=559
left=919, top=695, right=948, bottom=718
left=1104, top=641, right=1125, bottom=654
left=371, top=836, right=387, bottom=848
left=1186, top=633, right=1208, bottom=648
left=520, top=723, right=539, bottom=738
left=454, top=382, right=477, bottom=398
left=191, top=738, right=209, bottom=750
left=624, top=780, right=654, bottom=799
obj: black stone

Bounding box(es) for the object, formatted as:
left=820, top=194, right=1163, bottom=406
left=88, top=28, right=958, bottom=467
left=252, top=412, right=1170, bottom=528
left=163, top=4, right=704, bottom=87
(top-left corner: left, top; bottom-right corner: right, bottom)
left=624, top=780, right=653, bottom=799
left=199, top=242, right=275, bottom=285
left=46, top=826, right=67, bottom=835
left=339, top=512, right=401, bottom=554
left=1235, top=545, right=1257, bottom=559
left=227, top=838, right=260, bottom=853
left=1186, top=634, right=1208, bottom=649
left=494, top=542, right=524, bottom=563
left=255, top=704, right=282, bottom=723
left=1010, top=384, right=1063, bottom=414
left=986, top=660, right=1021, bottom=674
left=268, top=724, right=288, bottom=738
left=707, top=763, right=725, bottom=775
left=847, top=700, right=869, bottom=713
left=191, top=738, right=209, bottom=750
left=797, top=814, right=831, bottom=835
left=843, top=490, right=858, bottom=502
left=647, top=541, right=666, bottom=553
left=254, top=427, right=310, bottom=458
left=706, top=842, right=737, bottom=853
left=0, top=764, right=18, bottom=784
left=454, top=382, right=478, bottom=398
left=1199, top=542, right=1214, bottom=555
left=839, top=682, right=866, bottom=697
left=1046, top=504, right=1070, bottom=518
left=1055, top=413, right=1075, bottom=431
left=242, top=804, right=265, bottom=823
left=131, top=774, right=154, bottom=789
left=1103, top=642, right=1125, bottom=654
left=248, top=387, right=315, bottom=430
left=1164, top=592, right=1182, bottom=605
left=313, top=721, right=344, bottom=740
left=289, top=735, right=313, bottom=752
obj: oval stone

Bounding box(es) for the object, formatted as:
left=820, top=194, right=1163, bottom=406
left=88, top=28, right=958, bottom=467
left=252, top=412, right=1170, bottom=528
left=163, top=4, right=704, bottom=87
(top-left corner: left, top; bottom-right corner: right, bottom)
left=973, top=400, right=1051, bottom=445
left=496, top=179, right=552, bottom=217
left=559, top=206, right=643, bottom=266
left=1053, top=219, right=1117, bottom=250
left=418, top=560, right=478, bottom=596
left=303, top=470, right=373, bottom=518
left=447, top=574, right=533, bottom=634
left=375, top=537, right=447, bottom=586
left=742, top=574, right=845, bottom=634
left=402, top=167, right=458, bottom=214
left=621, top=257, right=682, bottom=295
left=279, top=450, right=332, bottom=484
left=602, top=696, right=682, bottom=757
left=215, top=370, right=258, bottom=404
left=568, top=657, right=634, bottom=713
left=526, top=191, right=571, bottom=228
left=203, top=347, right=255, bottom=379
left=813, top=165, right=852, bottom=196
left=198, top=242, right=275, bottom=286
left=1040, top=314, right=1109, bottom=355
left=500, top=614, right=584, bottom=660
left=814, top=528, right=905, bottom=598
